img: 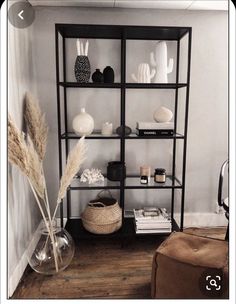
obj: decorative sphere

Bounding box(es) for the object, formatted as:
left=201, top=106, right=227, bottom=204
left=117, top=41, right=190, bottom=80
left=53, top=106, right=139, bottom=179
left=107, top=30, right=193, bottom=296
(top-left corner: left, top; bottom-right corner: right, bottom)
left=153, top=106, right=173, bottom=123
left=72, top=108, right=94, bottom=136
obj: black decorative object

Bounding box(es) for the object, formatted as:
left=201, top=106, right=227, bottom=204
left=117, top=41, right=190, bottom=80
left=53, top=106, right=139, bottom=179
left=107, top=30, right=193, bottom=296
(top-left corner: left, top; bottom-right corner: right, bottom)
left=74, top=55, right=91, bottom=83
left=107, top=161, right=126, bottom=181
left=92, top=69, right=104, bottom=83
left=116, top=125, right=132, bottom=136
left=103, top=66, right=114, bottom=83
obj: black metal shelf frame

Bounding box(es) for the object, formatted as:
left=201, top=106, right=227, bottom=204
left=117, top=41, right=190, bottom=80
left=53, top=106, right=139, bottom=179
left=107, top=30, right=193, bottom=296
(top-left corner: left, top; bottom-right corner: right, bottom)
left=55, top=24, right=192, bottom=238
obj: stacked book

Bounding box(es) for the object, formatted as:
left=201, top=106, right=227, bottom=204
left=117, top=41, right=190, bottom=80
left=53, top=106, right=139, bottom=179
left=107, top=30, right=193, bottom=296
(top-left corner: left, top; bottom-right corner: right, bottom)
left=134, top=207, right=172, bottom=234
left=136, top=122, right=174, bottom=136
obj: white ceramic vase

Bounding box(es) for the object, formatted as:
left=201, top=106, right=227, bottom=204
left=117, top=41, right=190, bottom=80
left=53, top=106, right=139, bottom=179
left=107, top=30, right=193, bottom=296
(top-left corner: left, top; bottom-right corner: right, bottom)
left=72, top=108, right=94, bottom=136
left=153, top=106, right=173, bottom=123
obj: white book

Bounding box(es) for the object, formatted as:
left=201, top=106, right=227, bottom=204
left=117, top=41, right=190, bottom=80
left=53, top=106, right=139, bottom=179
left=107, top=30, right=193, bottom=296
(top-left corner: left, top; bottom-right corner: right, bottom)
left=136, top=223, right=171, bottom=229
left=135, top=228, right=172, bottom=234
left=134, top=209, right=171, bottom=223
left=137, top=122, right=174, bottom=130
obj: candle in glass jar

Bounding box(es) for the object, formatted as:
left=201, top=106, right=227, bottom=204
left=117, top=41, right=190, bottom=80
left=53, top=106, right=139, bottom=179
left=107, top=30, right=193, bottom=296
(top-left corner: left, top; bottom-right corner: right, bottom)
left=101, top=122, right=113, bottom=136
left=140, top=165, right=151, bottom=183
left=154, top=168, right=166, bottom=183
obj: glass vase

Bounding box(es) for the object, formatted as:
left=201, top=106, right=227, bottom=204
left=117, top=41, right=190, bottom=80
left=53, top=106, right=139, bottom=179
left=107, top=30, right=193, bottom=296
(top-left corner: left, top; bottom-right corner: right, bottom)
left=28, top=220, right=75, bottom=275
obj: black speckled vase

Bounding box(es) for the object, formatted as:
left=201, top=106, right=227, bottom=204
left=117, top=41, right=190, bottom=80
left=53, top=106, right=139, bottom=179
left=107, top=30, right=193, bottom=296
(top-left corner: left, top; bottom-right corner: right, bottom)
left=74, top=56, right=91, bottom=83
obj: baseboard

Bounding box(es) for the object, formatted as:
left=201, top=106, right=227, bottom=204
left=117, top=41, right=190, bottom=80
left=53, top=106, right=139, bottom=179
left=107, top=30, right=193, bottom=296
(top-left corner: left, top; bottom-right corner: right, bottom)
left=8, top=220, right=42, bottom=298
left=175, top=212, right=228, bottom=228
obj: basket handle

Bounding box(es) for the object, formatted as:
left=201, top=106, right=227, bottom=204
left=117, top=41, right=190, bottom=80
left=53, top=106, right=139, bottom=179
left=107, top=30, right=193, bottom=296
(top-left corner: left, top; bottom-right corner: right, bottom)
left=88, top=202, right=106, bottom=207
left=97, top=189, right=113, bottom=199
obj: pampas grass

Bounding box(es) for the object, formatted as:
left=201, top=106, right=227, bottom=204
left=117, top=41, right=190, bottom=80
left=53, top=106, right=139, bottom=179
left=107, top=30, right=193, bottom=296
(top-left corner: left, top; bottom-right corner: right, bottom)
left=24, top=92, right=48, bottom=161
left=8, top=115, right=29, bottom=175
left=57, top=137, right=87, bottom=203
left=8, top=115, right=45, bottom=199
left=8, top=92, right=87, bottom=273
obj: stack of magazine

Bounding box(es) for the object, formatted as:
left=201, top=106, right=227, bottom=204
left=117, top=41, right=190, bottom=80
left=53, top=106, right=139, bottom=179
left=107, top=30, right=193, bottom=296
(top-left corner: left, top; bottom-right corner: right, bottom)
left=134, top=207, right=172, bottom=234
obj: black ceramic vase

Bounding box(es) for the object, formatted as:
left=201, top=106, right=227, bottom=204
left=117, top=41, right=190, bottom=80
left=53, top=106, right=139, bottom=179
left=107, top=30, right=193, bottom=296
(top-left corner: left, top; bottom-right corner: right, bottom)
left=107, top=161, right=126, bottom=181
left=92, top=69, right=104, bottom=83
left=103, top=66, right=114, bottom=83
left=74, top=56, right=91, bottom=83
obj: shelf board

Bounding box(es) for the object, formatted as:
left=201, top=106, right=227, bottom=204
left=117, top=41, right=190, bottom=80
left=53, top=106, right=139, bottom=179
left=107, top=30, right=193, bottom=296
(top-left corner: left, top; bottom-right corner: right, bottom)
left=69, top=176, right=182, bottom=190
left=61, top=131, right=120, bottom=140
left=125, top=83, right=187, bottom=89
left=124, top=176, right=182, bottom=189
left=56, top=24, right=190, bottom=40
left=58, top=82, right=187, bottom=89
left=125, top=133, right=184, bottom=139
left=65, top=217, right=179, bottom=240
left=70, top=177, right=120, bottom=190
left=58, top=82, right=122, bottom=88
left=61, top=132, right=184, bottom=140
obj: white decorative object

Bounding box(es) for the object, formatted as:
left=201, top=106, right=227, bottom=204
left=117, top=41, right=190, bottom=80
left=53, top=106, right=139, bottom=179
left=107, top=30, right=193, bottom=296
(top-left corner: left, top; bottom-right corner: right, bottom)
left=80, top=168, right=104, bottom=184
left=101, top=122, right=113, bottom=136
left=153, top=106, right=173, bottom=123
left=131, top=63, right=155, bottom=83
left=150, top=41, right=174, bottom=83
left=76, top=39, right=89, bottom=56
left=72, top=108, right=94, bottom=136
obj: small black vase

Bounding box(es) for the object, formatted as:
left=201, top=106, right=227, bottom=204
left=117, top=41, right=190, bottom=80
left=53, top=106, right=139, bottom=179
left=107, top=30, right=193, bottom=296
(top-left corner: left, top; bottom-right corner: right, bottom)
left=74, top=55, right=91, bottom=83
left=92, top=69, right=104, bottom=83
left=103, top=66, right=114, bottom=83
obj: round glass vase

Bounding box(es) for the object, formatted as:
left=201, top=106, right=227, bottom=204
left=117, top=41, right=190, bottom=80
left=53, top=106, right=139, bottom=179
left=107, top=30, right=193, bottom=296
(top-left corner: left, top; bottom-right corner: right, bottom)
left=28, top=220, right=75, bottom=275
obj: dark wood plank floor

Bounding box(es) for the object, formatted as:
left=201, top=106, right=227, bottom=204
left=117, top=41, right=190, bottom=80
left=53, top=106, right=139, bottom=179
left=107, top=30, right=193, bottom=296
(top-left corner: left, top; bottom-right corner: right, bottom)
left=12, top=227, right=227, bottom=299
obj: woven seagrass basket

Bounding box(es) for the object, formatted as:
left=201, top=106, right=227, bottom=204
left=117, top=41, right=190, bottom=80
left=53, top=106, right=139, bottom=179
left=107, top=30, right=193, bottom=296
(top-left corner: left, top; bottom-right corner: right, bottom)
left=81, top=190, right=122, bottom=234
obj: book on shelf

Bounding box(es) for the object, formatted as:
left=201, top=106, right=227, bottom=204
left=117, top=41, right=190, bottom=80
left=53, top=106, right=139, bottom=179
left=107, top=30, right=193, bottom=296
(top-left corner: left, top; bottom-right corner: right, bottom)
left=135, top=227, right=172, bottom=234
left=137, top=122, right=174, bottom=130
left=136, top=222, right=171, bottom=229
left=134, top=208, right=171, bottom=222
left=136, top=129, right=174, bottom=136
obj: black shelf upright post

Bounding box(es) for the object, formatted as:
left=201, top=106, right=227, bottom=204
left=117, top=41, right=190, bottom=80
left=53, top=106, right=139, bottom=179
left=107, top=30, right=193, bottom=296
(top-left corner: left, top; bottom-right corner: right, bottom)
left=62, top=36, right=71, bottom=221
left=55, top=27, right=64, bottom=227
left=171, top=38, right=180, bottom=226
left=120, top=30, right=126, bottom=230
left=180, top=29, right=192, bottom=230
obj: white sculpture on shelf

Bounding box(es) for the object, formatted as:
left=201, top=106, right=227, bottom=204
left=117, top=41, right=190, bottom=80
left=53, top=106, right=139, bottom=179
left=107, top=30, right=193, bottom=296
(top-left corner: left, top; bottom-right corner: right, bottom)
left=153, top=106, right=173, bottom=123
left=150, top=41, right=174, bottom=83
left=131, top=63, right=155, bottom=83
left=80, top=168, right=104, bottom=184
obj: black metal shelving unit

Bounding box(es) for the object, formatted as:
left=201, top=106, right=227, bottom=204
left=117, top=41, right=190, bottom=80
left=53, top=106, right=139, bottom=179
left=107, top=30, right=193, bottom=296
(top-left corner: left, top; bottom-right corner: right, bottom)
left=55, top=24, right=192, bottom=239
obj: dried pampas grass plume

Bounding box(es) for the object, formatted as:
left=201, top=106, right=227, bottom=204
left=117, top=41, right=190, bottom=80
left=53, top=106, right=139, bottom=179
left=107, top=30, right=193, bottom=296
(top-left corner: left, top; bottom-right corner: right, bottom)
left=57, top=137, right=87, bottom=203
left=27, top=137, right=45, bottom=199
left=24, top=92, right=48, bottom=161
left=8, top=115, right=29, bottom=175
left=8, top=115, right=45, bottom=199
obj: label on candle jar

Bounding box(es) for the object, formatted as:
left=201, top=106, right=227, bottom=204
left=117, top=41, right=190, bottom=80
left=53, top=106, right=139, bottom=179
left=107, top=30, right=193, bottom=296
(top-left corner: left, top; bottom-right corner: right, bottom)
left=154, top=168, right=166, bottom=183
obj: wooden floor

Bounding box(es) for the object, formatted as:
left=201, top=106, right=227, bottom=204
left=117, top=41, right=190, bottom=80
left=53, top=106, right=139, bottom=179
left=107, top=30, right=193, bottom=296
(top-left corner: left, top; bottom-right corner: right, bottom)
left=12, top=227, right=227, bottom=299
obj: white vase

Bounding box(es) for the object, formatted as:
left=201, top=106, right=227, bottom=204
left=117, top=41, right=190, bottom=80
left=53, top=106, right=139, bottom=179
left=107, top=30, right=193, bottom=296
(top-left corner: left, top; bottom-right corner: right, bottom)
left=153, top=106, right=173, bottom=123
left=72, top=108, right=94, bottom=136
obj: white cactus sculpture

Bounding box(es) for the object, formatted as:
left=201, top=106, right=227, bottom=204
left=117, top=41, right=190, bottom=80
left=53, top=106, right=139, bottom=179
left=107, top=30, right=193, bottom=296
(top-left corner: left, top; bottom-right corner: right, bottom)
left=150, top=41, right=174, bottom=83
left=131, top=63, right=155, bottom=83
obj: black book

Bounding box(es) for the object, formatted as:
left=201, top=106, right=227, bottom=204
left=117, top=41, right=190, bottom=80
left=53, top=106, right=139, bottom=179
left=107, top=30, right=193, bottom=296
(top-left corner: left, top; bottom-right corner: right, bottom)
left=137, top=129, right=174, bottom=136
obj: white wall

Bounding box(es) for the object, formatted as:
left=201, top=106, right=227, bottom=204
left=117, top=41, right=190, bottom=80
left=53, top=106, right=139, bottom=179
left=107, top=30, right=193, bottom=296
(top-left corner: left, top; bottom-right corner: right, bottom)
left=8, top=20, right=41, bottom=296
left=32, top=7, right=228, bottom=219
